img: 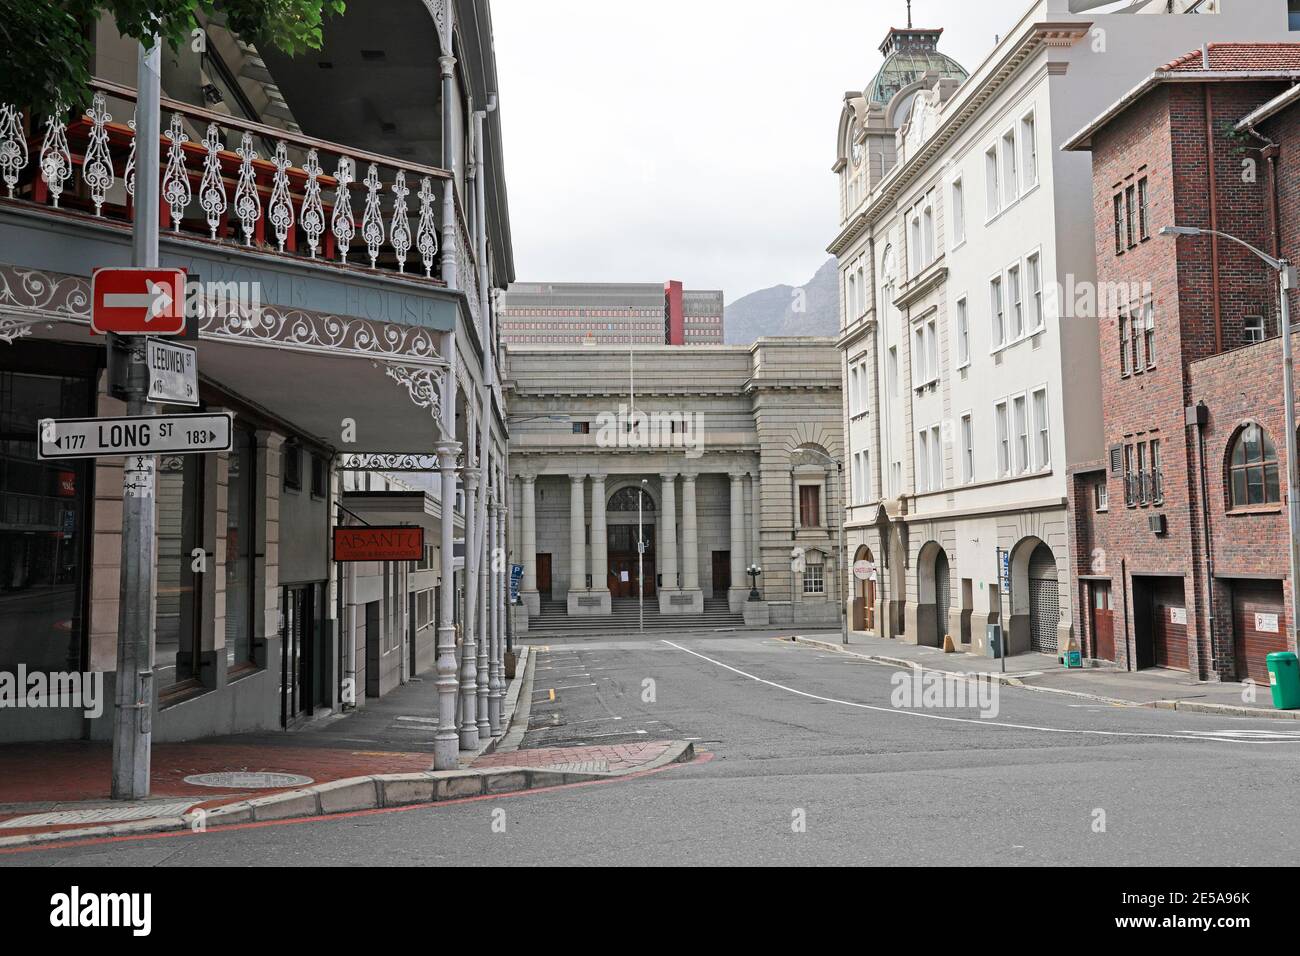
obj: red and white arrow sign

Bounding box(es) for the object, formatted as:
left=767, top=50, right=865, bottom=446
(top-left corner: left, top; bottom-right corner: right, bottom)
left=91, top=267, right=187, bottom=335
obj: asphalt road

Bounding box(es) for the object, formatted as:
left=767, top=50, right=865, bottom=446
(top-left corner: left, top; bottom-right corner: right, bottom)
left=10, top=630, right=1300, bottom=866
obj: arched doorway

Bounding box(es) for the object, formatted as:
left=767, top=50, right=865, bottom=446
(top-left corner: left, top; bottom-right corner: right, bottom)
left=852, top=545, right=876, bottom=632
left=1027, top=542, right=1059, bottom=653
left=916, top=541, right=947, bottom=647
left=606, top=484, right=655, bottom=599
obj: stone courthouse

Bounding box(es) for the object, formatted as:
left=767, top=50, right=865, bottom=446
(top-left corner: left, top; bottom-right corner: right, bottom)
left=505, top=339, right=844, bottom=632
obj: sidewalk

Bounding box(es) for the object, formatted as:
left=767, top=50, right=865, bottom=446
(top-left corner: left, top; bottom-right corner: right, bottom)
left=794, top=631, right=1293, bottom=718
left=0, top=646, right=696, bottom=849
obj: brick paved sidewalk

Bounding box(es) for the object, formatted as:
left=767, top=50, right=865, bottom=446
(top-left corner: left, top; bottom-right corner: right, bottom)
left=0, top=741, right=435, bottom=838
left=473, top=740, right=676, bottom=774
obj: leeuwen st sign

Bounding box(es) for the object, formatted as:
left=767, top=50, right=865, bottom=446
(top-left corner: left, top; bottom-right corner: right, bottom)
left=37, top=413, right=232, bottom=459
left=145, top=338, right=199, bottom=406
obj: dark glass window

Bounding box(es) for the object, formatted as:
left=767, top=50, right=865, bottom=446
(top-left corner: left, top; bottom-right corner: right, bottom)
left=0, top=371, right=92, bottom=673
left=226, top=428, right=256, bottom=667
left=283, top=441, right=301, bottom=491
left=157, top=455, right=204, bottom=689
left=311, top=454, right=326, bottom=497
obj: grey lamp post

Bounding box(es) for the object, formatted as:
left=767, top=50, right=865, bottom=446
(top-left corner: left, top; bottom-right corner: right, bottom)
left=1160, top=224, right=1299, bottom=658
left=638, top=478, right=647, bottom=631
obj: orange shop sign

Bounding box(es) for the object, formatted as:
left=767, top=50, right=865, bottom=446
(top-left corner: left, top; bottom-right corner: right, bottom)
left=332, top=526, right=425, bottom=562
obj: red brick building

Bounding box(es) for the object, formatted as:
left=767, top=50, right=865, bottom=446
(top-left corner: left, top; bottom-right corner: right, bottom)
left=1063, top=45, right=1300, bottom=682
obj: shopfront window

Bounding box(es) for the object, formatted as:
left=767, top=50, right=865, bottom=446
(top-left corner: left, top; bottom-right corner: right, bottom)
left=0, top=370, right=92, bottom=673
left=156, top=455, right=204, bottom=689
left=225, top=428, right=256, bottom=668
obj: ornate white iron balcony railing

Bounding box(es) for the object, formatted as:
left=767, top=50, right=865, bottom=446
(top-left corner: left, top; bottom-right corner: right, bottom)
left=0, top=79, right=461, bottom=284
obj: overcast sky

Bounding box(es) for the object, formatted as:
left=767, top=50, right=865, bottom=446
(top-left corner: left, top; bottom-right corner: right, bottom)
left=491, top=0, right=1032, bottom=304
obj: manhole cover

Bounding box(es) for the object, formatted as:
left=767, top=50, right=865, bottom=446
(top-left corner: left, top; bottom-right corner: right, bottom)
left=183, top=772, right=314, bottom=789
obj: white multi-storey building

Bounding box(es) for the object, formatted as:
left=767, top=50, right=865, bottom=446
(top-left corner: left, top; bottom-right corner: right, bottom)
left=830, top=0, right=1295, bottom=655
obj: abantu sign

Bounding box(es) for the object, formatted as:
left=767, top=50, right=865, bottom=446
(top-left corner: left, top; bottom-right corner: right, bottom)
left=333, top=526, right=425, bottom=562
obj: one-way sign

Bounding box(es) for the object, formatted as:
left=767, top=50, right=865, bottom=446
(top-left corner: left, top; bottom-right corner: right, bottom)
left=37, top=413, right=232, bottom=460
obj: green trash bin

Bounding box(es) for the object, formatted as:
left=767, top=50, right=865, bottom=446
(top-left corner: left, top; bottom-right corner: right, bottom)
left=1266, top=652, right=1300, bottom=710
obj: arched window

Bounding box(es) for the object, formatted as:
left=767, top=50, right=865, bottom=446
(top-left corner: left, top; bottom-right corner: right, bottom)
left=1229, top=424, right=1280, bottom=508
left=608, top=486, right=654, bottom=512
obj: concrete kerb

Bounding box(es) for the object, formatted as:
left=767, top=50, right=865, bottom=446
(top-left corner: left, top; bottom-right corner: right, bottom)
left=791, top=635, right=1298, bottom=719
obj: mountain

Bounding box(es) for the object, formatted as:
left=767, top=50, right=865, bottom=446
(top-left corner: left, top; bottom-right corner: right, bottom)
left=724, top=257, right=839, bottom=344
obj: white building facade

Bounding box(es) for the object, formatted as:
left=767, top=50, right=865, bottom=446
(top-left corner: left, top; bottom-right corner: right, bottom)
left=831, top=0, right=1294, bottom=655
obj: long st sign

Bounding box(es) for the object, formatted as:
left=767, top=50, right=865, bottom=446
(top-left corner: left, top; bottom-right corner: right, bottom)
left=37, top=413, right=232, bottom=459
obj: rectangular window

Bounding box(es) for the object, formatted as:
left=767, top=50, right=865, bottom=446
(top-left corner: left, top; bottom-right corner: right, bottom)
left=1142, top=300, right=1156, bottom=368
left=991, top=276, right=1005, bottom=347
left=1113, top=194, right=1125, bottom=255
left=1291, top=0, right=1300, bottom=30
left=1094, top=479, right=1108, bottom=511
left=952, top=178, right=965, bottom=245
left=1008, top=264, right=1023, bottom=339
left=311, top=454, right=326, bottom=498
left=1137, top=176, right=1150, bottom=241
left=1002, top=129, right=1018, bottom=205
left=995, top=401, right=1010, bottom=477
left=1119, top=307, right=1131, bottom=376
left=1124, top=444, right=1137, bottom=506
left=956, top=297, right=970, bottom=366
left=799, top=485, right=821, bottom=527
left=1131, top=303, right=1143, bottom=373
left=888, top=346, right=899, bottom=396
left=930, top=424, right=943, bottom=491
left=1151, top=438, right=1163, bottom=504
left=926, top=317, right=938, bottom=382
left=1027, top=252, right=1043, bottom=331
left=283, top=441, right=302, bottom=491
left=1245, top=314, right=1266, bottom=343
left=917, top=429, right=931, bottom=493
left=1013, top=395, right=1029, bottom=474
left=961, top=413, right=974, bottom=483
left=1032, top=387, right=1050, bottom=469
left=986, top=146, right=1000, bottom=217
left=1124, top=184, right=1136, bottom=249
left=1137, top=441, right=1149, bottom=505
left=157, top=454, right=205, bottom=689
left=913, top=325, right=927, bottom=387
left=910, top=215, right=922, bottom=274
left=803, top=561, right=825, bottom=594
left=1021, top=112, right=1037, bottom=187
left=925, top=205, right=936, bottom=262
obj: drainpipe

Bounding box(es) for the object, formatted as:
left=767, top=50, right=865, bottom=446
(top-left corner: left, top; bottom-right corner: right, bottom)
left=1204, top=77, right=1224, bottom=354
left=1191, top=401, right=1220, bottom=677
left=1120, top=556, right=1131, bottom=671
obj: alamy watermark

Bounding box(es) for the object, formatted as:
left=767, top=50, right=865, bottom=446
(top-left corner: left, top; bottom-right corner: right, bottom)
left=0, top=666, right=104, bottom=718
left=595, top=403, right=704, bottom=459
left=890, top=668, right=999, bottom=719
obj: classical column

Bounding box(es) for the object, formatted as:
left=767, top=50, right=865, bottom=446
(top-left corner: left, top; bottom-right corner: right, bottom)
left=591, top=475, right=608, bottom=592
left=570, top=474, right=586, bottom=595
left=681, top=474, right=699, bottom=591
left=459, top=466, right=480, bottom=751
left=729, top=472, right=747, bottom=609
left=521, top=475, right=537, bottom=592
left=660, top=473, right=678, bottom=589
left=433, top=441, right=461, bottom=770
left=489, top=478, right=504, bottom=734
left=476, top=484, right=491, bottom=739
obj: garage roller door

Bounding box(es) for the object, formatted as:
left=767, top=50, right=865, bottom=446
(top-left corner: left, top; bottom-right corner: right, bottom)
left=1233, top=580, right=1286, bottom=685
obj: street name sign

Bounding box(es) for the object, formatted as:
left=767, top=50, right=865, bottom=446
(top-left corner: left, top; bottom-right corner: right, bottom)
left=333, top=526, right=425, bottom=562
left=145, top=338, right=199, bottom=406
left=37, top=413, right=232, bottom=460
left=91, top=267, right=187, bottom=335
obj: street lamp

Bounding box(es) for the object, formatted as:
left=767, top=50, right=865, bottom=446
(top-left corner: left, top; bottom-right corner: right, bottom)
left=746, top=563, right=762, bottom=601
left=1159, top=224, right=1300, bottom=657
left=638, top=478, right=647, bottom=632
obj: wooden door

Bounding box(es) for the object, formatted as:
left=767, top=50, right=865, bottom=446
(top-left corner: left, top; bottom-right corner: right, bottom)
left=712, top=551, right=730, bottom=597
left=1233, top=580, right=1286, bottom=684
left=1090, top=581, right=1115, bottom=662
left=536, top=554, right=552, bottom=601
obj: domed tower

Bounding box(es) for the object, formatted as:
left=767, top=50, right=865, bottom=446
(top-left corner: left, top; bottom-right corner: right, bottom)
left=838, top=11, right=968, bottom=212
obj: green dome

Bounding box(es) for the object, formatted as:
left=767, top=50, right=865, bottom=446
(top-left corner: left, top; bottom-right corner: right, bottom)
left=868, top=28, right=968, bottom=106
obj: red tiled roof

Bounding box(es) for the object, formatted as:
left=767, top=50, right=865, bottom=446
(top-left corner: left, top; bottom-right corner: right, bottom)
left=1161, top=43, right=1300, bottom=73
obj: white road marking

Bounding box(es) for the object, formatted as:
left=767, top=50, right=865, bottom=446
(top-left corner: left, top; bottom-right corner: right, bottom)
left=661, top=640, right=1300, bottom=746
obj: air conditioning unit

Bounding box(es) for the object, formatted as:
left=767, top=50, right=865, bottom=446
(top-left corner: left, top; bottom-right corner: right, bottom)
left=1148, top=513, right=1167, bottom=535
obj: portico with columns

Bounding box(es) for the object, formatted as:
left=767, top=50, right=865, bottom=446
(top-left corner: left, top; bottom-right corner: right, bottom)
left=506, top=338, right=844, bottom=631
